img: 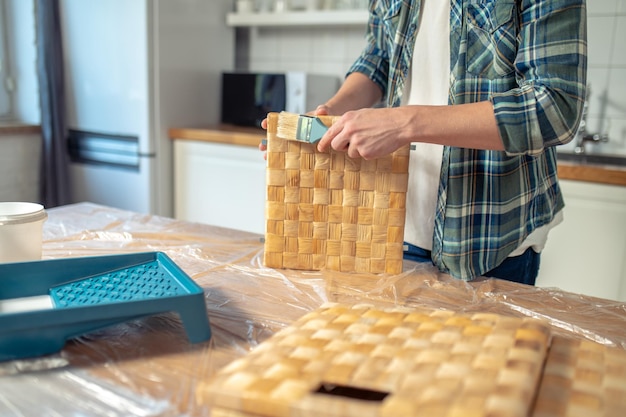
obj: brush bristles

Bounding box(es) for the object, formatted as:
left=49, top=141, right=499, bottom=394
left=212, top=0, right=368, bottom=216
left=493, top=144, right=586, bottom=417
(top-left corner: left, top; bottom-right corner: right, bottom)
left=276, top=112, right=302, bottom=141
left=273, top=112, right=337, bottom=143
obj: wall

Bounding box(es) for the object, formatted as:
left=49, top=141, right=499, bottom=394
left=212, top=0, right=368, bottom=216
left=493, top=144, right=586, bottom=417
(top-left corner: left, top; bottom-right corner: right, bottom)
left=240, top=2, right=626, bottom=156
left=563, top=0, right=626, bottom=156
left=241, top=25, right=364, bottom=80
left=0, top=0, right=41, bottom=203
left=0, top=132, right=41, bottom=202
left=5, top=0, right=39, bottom=124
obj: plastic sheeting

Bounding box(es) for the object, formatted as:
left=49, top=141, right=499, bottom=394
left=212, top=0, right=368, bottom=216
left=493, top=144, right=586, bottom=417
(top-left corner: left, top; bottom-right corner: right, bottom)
left=1, top=202, right=625, bottom=416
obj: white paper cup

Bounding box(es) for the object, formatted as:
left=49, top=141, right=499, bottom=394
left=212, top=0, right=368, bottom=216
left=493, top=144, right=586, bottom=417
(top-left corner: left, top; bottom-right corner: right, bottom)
left=0, top=202, right=48, bottom=263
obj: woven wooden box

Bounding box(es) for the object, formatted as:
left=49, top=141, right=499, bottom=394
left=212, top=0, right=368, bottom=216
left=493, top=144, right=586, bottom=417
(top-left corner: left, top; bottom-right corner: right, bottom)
left=201, top=303, right=551, bottom=417
left=263, top=113, right=410, bottom=275
left=533, top=336, right=626, bottom=417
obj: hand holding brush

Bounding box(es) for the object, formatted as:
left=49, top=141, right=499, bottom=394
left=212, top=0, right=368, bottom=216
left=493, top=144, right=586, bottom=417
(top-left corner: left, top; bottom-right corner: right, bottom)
left=271, top=112, right=339, bottom=143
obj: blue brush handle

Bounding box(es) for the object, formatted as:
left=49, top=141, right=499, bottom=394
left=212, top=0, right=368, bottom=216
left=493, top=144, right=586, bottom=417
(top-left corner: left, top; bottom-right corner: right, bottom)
left=297, top=116, right=329, bottom=144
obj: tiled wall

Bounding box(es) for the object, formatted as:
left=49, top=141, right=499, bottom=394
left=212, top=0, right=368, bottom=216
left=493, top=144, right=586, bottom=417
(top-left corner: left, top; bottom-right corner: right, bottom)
left=572, top=0, right=626, bottom=155
left=242, top=25, right=364, bottom=79
left=239, top=1, right=626, bottom=156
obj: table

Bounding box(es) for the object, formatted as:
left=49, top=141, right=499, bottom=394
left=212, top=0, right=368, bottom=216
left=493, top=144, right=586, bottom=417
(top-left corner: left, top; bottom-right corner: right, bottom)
left=1, top=202, right=625, bottom=416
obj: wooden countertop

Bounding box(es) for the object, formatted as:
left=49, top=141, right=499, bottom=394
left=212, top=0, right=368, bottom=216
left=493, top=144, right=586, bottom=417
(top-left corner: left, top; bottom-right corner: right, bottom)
left=0, top=123, right=41, bottom=136
left=169, top=125, right=265, bottom=148
left=169, top=126, right=626, bottom=187
left=557, top=161, right=626, bottom=187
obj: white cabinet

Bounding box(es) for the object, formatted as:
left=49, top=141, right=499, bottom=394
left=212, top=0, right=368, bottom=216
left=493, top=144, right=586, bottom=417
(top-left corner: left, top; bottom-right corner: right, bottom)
left=173, top=140, right=266, bottom=235
left=536, top=179, right=626, bottom=301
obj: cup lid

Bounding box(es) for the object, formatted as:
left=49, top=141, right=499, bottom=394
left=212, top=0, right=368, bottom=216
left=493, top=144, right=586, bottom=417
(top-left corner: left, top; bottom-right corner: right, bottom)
left=0, top=202, right=48, bottom=226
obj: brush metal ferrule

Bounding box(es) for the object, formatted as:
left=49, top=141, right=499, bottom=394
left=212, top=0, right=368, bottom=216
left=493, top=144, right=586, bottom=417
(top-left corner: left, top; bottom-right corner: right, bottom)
left=296, top=115, right=328, bottom=144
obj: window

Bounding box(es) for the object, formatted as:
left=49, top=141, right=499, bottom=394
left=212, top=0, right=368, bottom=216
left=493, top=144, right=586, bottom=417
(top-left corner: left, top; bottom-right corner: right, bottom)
left=0, top=0, right=14, bottom=118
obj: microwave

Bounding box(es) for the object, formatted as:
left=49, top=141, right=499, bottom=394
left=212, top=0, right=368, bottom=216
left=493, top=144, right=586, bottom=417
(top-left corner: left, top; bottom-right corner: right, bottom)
left=220, top=71, right=339, bottom=127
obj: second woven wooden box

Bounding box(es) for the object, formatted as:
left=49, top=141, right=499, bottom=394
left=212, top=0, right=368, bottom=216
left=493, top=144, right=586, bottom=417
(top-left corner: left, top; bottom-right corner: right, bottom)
left=263, top=113, right=410, bottom=275
left=201, top=303, right=552, bottom=417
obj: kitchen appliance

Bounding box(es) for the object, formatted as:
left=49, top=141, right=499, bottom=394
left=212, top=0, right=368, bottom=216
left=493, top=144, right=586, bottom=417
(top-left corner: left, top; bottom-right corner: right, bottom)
left=220, top=71, right=339, bottom=127
left=61, top=0, right=234, bottom=217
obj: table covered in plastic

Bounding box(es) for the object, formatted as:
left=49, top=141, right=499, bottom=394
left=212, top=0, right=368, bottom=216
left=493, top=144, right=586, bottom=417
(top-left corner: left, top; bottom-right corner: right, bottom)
left=1, top=202, right=625, bottom=416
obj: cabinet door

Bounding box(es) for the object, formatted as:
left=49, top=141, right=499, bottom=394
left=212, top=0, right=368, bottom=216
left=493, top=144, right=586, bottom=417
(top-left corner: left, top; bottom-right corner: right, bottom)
left=174, top=141, right=266, bottom=235
left=536, top=180, right=626, bottom=301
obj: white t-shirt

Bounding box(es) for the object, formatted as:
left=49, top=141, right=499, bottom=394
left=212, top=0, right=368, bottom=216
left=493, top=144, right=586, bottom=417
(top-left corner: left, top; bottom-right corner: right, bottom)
left=402, top=0, right=561, bottom=256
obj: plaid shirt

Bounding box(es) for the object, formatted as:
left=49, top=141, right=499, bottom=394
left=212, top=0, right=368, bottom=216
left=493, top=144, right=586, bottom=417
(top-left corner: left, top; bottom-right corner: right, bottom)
left=348, top=0, right=587, bottom=280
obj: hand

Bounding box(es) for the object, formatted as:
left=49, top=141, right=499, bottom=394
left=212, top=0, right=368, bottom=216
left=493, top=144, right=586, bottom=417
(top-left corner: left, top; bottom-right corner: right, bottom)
left=259, top=118, right=269, bottom=160
left=259, top=105, right=334, bottom=160
left=316, top=107, right=411, bottom=159
left=313, top=104, right=333, bottom=116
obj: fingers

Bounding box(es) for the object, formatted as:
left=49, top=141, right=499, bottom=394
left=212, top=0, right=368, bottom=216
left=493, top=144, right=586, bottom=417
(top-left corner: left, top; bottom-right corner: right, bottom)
left=347, top=144, right=361, bottom=159
left=316, top=118, right=336, bottom=152
left=314, top=104, right=331, bottom=116
left=259, top=117, right=269, bottom=160
left=259, top=116, right=268, bottom=152
left=330, top=128, right=358, bottom=158
left=318, top=118, right=351, bottom=154
left=259, top=114, right=268, bottom=160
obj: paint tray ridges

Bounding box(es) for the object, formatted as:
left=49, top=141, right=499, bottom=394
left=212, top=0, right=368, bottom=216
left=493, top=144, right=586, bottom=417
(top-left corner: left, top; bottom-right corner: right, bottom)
left=50, top=260, right=187, bottom=307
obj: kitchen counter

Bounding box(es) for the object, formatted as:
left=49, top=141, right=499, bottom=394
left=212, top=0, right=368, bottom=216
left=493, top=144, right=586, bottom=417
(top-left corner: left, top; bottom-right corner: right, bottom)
left=557, top=158, right=626, bottom=187
left=1, top=202, right=625, bottom=416
left=169, top=125, right=265, bottom=148
left=0, top=123, right=41, bottom=136
left=169, top=126, right=626, bottom=187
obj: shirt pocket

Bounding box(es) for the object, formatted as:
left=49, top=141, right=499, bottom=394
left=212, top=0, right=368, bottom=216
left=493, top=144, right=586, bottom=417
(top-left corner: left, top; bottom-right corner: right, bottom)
left=373, top=0, right=402, bottom=21
left=465, top=0, right=519, bottom=78
left=372, top=0, right=403, bottom=52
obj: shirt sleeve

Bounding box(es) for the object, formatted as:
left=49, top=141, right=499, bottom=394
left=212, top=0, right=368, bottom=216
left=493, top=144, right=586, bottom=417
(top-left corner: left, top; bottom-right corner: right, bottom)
left=491, top=0, right=588, bottom=155
left=346, top=4, right=391, bottom=100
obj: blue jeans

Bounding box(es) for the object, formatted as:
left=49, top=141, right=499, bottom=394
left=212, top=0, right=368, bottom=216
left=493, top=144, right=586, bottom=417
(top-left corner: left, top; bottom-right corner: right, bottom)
left=403, top=242, right=540, bottom=286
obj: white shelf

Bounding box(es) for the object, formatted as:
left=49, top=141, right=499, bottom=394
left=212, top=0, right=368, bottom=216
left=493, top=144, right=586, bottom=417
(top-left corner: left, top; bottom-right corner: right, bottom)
left=226, top=10, right=368, bottom=27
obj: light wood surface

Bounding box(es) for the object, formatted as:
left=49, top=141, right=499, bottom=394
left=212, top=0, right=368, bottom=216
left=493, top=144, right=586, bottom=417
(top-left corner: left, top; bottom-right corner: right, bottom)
left=557, top=162, right=626, bottom=187
left=201, top=303, right=552, bottom=417
left=263, top=113, right=409, bottom=275
left=0, top=123, right=42, bottom=136
left=168, top=125, right=266, bottom=148
left=201, top=303, right=626, bottom=417
left=534, top=336, right=626, bottom=417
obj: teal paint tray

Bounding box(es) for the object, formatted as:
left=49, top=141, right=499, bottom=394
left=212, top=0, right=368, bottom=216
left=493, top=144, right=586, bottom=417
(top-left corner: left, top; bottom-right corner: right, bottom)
left=0, top=252, right=210, bottom=362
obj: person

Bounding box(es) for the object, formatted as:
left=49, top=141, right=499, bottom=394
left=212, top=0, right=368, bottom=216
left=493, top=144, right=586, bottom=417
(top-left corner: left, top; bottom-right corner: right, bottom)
left=260, top=0, right=587, bottom=285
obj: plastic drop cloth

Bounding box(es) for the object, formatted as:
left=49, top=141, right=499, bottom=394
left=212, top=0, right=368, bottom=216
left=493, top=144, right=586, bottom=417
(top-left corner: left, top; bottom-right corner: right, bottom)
left=1, top=202, right=625, bottom=417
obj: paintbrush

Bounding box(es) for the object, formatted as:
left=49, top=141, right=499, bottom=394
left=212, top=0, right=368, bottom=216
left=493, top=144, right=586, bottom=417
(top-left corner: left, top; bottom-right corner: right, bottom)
left=271, top=111, right=338, bottom=144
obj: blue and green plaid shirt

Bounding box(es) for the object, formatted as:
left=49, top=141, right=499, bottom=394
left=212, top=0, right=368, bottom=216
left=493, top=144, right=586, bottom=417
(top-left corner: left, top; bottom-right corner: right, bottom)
left=349, top=0, right=587, bottom=280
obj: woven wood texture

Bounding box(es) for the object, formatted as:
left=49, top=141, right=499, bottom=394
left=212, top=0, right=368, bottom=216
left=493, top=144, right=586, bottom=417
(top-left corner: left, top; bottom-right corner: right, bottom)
left=533, top=336, right=626, bottom=417
left=202, top=303, right=551, bottom=417
left=263, top=113, right=410, bottom=274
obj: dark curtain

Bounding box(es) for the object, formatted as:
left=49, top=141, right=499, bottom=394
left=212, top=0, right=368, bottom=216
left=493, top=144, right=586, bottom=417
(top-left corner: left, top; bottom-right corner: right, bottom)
left=36, top=0, right=71, bottom=208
